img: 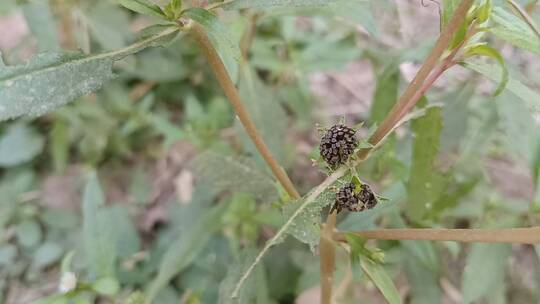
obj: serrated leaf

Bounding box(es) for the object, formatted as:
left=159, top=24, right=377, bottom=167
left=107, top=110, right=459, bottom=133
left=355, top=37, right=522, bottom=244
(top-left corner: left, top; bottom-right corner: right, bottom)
left=119, top=0, right=165, bottom=18
left=407, top=101, right=444, bottom=222
left=22, top=0, right=60, bottom=52
left=147, top=203, right=226, bottom=301
left=182, top=8, right=240, bottom=78
left=464, top=44, right=507, bottom=95
left=463, top=60, right=540, bottom=115
left=193, top=151, right=278, bottom=202
left=218, top=249, right=269, bottom=304
left=230, top=169, right=344, bottom=297
left=490, top=7, right=540, bottom=55
left=236, top=66, right=287, bottom=164
left=82, top=172, right=116, bottom=278
left=461, top=243, right=511, bottom=304
left=0, top=26, right=178, bottom=121
left=0, top=122, right=44, bottom=167
left=359, top=257, right=401, bottom=304
left=281, top=188, right=335, bottom=251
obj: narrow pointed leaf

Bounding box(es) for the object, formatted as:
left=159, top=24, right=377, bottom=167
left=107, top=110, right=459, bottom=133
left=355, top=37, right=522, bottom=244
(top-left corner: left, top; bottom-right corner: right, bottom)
left=119, top=0, right=166, bottom=18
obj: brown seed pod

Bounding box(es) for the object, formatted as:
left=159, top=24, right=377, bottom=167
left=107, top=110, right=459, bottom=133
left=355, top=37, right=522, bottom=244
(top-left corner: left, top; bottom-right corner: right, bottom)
left=330, top=182, right=379, bottom=214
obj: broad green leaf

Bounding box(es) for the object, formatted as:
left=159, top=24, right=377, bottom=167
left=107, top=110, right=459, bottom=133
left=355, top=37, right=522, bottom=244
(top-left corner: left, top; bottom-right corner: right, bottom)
left=359, top=257, right=401, bottom=304
left=230, top=168, right=344, bottom=297
left=0, top=122, right=44, bottom=167
left=490, top=7, right=540, bottom=55
left=147, top=203, right=226, bottom=301
left=403, top=250, right=442, bottom=304
left=407, top=102, right=444, bottom=222
left=15, top=219, right=42, bottom=248
left=218, top=249, right=270, bottom=304
left=182, top=8, right=240, bottom=78
left=236, top=66, right=287, bottom=164
left=0, top=26, right=179, bottom=121
left=22, top=0, right=60, bottom=51
left=495, top=92, right=540, bottom=167
left=193, top=151, right=279, bottom=202
left=82, top=172, right=116, bottom=278
left=92, top=277, right=120, bottom=296
left=102, top=205, right=141, bottom=259
left=461, top=243, right=511, bottom=304
left=87, top=2, right=133, bottom=50
left=0, top=245, right=17, bottom=267
left=119, top=0, right=165, bottom=18
left=370, top=61, right=400, bottom=124
left=464, top=44, right=508, bottom=95
left=32, top=242, right=63, bottom=269
left=50, top=120, right=69, bottom=172
left=281, top=187, right=335, bottom=251
left=463, top=60, right=540, bottom=115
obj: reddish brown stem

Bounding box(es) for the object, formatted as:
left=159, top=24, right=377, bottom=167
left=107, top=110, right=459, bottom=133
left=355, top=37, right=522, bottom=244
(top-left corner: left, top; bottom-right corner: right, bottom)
left=190, top=23, right=301, bottom=200
left=335, top=227, right=540, bottom=244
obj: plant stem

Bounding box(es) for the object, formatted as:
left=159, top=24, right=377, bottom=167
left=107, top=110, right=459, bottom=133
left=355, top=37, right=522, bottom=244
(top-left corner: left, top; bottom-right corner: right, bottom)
left=335, top=227, right=540, bottom=244
left=189, top=23, right=301, bottom=200
left=320, top=213, right=336, bottom=304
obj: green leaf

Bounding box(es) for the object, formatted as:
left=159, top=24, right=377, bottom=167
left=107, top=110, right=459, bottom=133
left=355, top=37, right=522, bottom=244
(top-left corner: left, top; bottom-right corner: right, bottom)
left=119, top=0, right=165, bottom=18
left=281, top=188, right=335, bottom=251
left=0, top=26, right=179, bottom=121
left=407, top=102, right=444, bottom=222
left=22, top=0, right=60, bottom=51
left=193, top=151, right=279, bottom=202
left=463, top=60, right=540, bottom=115
left=147, top=203, right=226, bottom=301
left=230, top=169, right=344, bottom=297
left=236, top=66, right=287, bottom=164
left=164, top=0, right=182, bottom=20
left=82, top=172, right=117, bottom=278
left=50, top=120, right=69, bottom=172
left=0, top=122, right=44, bottom=167
left=463, top=44, right=507, bottom=95
left=370, top=61, right=400, bottom=124
left=475, top=0, right=492, bottom=23
left=182, top=8, right=240, bottom=77
left=92, top=277, right=120, bottom=296
left=490, top=7, right=540, bottom=55
left=461, top=243, right=511, bottom=304
left=32, top=242, right=63, bottom=269
left=403, top=250, right=442, bottom=304
left=15, top=219, right=42, bottom=248
left=359, top=257, right=401, bottom=304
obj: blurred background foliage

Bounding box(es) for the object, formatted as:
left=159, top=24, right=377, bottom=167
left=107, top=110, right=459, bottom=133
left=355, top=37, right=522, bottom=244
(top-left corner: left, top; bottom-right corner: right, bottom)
left=0, top=0, right=540, bottom=303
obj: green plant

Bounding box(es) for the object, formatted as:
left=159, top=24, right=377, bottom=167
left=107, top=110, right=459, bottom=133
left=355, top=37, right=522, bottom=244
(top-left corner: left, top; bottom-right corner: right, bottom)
left=1, top=0, right=540, bottom=303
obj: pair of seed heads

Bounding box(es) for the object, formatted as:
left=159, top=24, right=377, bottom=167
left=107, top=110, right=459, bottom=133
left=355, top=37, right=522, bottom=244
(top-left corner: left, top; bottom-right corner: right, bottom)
left=319, top=123, right=378, bottom=214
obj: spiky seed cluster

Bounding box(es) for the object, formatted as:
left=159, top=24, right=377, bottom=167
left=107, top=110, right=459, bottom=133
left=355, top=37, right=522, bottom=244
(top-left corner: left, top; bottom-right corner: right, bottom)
left=319, top=124, right=358, bottom=168
left=330, top=183, right=379, bottom=214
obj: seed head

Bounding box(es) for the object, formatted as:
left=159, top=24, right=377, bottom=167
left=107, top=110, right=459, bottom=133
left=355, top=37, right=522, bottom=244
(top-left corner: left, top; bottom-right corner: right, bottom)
left=319, top=124, right=358, bottom=168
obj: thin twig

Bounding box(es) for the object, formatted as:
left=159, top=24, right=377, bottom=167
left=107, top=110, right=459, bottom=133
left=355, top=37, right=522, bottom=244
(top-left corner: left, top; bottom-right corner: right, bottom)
left=335, top=227, right=540, bottom=244
left=189, top=23, right=301, bottom=199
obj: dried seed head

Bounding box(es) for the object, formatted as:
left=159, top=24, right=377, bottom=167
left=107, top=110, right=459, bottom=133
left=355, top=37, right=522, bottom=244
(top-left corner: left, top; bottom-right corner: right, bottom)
left=330, top=182, right=379, bottom=214
left=358, top=184, right=378, bottom=210
left=319, top=124, right=358, bottom=168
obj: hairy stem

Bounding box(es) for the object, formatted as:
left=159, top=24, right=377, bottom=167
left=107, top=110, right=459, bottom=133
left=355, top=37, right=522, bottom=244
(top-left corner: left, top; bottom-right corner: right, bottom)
left=335, top=227, right=540, bottom=244
left=190, top=23, right=301, bottom=199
